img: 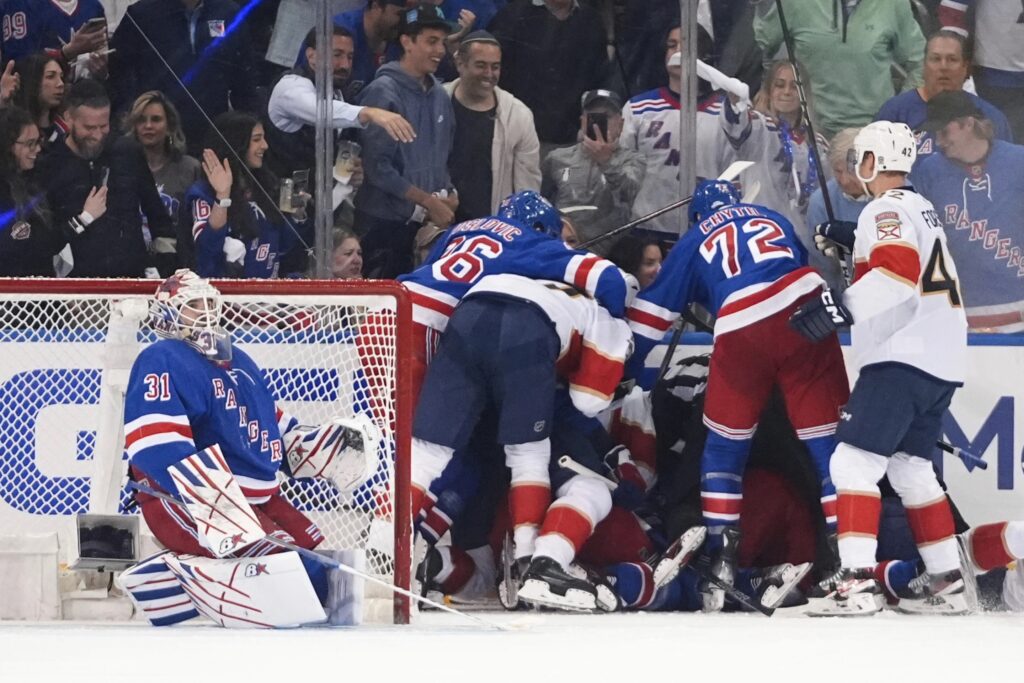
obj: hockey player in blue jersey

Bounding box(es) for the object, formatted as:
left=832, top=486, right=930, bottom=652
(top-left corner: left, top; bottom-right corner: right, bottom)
left=627, top=179, right=849, bottom=612
left=117, top=270, right=380, bottom=628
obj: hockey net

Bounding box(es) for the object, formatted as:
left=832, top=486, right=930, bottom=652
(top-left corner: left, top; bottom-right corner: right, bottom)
left=0, top=279, right=412, bottom=623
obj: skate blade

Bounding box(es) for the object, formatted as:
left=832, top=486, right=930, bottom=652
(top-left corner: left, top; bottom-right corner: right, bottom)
left=653, top=526, right=708, bottom=588
left=518, top=579, right=597, bottom=612
left=761, top=562, right=812, bottom=609
left=896, top=593, right=970, bottom=616
left=806, top=592, right=884, bottom=617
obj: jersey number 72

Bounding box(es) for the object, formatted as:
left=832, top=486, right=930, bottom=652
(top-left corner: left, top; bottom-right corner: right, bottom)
left=698, top=218, right=794, bottom=277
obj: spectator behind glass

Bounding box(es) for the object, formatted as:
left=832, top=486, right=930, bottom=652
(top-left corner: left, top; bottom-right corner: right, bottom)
left=331, top=228, right=364, bottom=279
left=752, top=0, right=926, bottom=139
left=621, top=23, right=719, bottom=237
left=940, top=0, right=1024, bottom=143
left=912, top=92, right=1024, bottom=334
left=109, top=0, right=259, bottom=156
left=541, top=89, right=644, bottom=258
left=875, top=30, right=1013, bottom=169
left=0, top=106, right=70, bottom=276
left=716, top=59, right=839, bottom=287
left=332, top=0, right=406, bottom=98
left=124, top=91, right=201, bottom=276
left=0, top=0, right=107, bottom=66
left=608, top=234, right=662, bottom=289
left=186, top=111, right=310, bottom=279
left=443, top=30, right=540, bottom=222
left=266, top=25, right=414, bottom=181
left=807, top=127, right=867, bottom=293
left=490, top=0, right=608, bottom=155
left=354, top=4, right=457, bottom=279
left=10, top=53, right=67, bottom=151
left=37, top=79, right=171, bottom=278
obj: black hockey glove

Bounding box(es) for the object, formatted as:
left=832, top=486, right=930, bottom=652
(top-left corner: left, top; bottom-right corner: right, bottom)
left=813, top=220, right=857, bottom=259
left=788, top=289, right=852, bottom=342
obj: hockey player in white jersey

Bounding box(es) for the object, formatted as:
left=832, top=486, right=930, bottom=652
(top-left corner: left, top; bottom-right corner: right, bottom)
left=790, top=121, right=970, bottom=616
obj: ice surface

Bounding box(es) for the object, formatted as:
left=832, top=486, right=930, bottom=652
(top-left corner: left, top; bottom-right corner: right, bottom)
left=3, top=609, right=1023, bottom=682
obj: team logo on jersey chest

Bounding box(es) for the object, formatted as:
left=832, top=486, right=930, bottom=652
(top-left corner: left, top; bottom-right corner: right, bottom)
left=874, top=211, right=901, bottom=240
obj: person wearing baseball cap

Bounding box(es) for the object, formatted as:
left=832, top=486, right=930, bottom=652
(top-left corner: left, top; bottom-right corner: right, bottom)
left=912, top=89, right=1024, bottom=333
left=353, top=3, right=459, bottom=277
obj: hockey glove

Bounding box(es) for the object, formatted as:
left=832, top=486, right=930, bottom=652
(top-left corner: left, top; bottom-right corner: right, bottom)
left=813, top=220, right=857, bottom=258
left=789, top=289, right=852, bottom=342
left=603, top=445, right=647, bottom=511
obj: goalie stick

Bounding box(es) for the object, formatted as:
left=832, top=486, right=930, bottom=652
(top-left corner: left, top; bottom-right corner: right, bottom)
left=577, top=160, right=756, bottom=250
left=125, top=480, right=510, bottom=631
left=556, top=455, right=774, bottom=616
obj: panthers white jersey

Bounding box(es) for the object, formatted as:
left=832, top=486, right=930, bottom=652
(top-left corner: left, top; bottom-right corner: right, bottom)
left=845, top=187, right=968, bottom=383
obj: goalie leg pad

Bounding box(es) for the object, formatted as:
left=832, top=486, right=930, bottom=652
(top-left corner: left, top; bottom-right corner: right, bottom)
left=163, top=551, right=327, bottom=628
left=117, top=551, right=199, bottom=626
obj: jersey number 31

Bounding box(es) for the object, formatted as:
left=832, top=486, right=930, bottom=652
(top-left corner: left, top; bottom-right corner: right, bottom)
left=699, top=218, right=794, bottom=278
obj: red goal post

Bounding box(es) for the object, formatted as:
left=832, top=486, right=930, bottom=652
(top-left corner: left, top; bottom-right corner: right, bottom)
left=0, top=278, right=413, bottom=624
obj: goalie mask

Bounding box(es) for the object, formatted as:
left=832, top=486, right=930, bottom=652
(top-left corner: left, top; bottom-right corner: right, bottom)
left=150, top=269, right=232, bottom=362
left=853, top=121, right=916, bottom=195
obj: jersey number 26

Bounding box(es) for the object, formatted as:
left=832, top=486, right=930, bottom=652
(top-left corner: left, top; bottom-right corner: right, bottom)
left=432, top=235, right=504, bottom=284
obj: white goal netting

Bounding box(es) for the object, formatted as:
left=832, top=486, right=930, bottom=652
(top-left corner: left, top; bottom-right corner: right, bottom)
left=0, top=279, right=411, bottom=623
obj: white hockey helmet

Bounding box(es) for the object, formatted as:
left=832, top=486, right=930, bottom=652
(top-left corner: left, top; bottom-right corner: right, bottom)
left=853, top=121, right=917, bottom=187
left=149, top=269, right=231, bottom=361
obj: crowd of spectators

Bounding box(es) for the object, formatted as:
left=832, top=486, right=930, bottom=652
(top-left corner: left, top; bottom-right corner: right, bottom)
left=0, top=0, right=1020, bottom=332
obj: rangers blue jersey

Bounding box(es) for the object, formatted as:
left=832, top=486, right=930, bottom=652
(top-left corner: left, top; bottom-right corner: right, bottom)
left=124, top=340, right=290, bottom=503
left=398, top=215, right=631, bottom=333
left=1, top=0, right=105, bottom=62
left=627, top=202, right=824, bottom=376
left=186, top=182, right=308, bottom=279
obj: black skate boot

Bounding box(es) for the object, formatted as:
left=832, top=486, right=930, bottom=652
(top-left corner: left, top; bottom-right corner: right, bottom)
left=652, top=525, right=707, bottom=588
left=415, top=545, right=444, bottom=603
left=897, top=568, right=969, bottom=615
left=753, top=562, right=812, bottom=609
left=496, top=533, right=529, bottom=610
left=518, top=557, right=604, bottom=612
left=806, top=567, right=885, bottom=616
left=701, top=526, right=740, bottom=612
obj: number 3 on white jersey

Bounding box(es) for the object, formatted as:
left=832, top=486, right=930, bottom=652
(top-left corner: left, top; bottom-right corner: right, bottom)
left=699, top=218, right=794, bottom=277
left=431, top=235, right=504, bottom=283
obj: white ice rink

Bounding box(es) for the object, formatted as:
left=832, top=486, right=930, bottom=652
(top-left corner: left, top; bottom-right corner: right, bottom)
left=3, top=609, right=1024, bottom=683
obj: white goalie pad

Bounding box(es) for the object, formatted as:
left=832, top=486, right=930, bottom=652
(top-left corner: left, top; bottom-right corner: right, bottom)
left=167, top=445, right=266, bottom=557
left=284, top=415, right=382, bottom=492
left=163, top=551, right=327, bottom=628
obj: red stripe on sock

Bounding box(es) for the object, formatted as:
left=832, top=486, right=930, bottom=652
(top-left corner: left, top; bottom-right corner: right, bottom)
left=837, top=492, right=881, bottom=537
left=971, top=522, right=1014, bottom=571
left=509, top=483, right=550, bottom=529
left=905, top=498, right=955, bottom=546
left=701, top=493, right=742, bottom=516
left=540, top=505, right=594, bottom=552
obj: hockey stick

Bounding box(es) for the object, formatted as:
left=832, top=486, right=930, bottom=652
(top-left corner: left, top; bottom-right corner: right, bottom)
left=557, top=455, right=774, bottom=616
left=577, top=160, right=756, bottom=250
left=125, top=480, right=510, bottom=631
left=773, top=0, right=850, bottom=284
left=936, top=441, right=988, bottom=470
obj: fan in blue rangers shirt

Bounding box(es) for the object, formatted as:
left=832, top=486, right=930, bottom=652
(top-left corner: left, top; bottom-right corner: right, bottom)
left=626, top=179, right=849, bottom=613
left=0, top=0, right=107, bottom=64
left=392, top=190, right=633, bottom=398
left=120, top=270, right=380, bottom=628
left=912, top=90, right=1024, bottom=333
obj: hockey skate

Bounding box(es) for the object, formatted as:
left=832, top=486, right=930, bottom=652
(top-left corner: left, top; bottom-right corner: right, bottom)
left=897, top=568, right=969, bottom=615
left=517, top=557, right=618, bottom=613
left=700, top=527, right=740, bottom=613
left=755, top=562, right=812, bottom=609
left=497, top=534, right=529, bottom=610
left=414, top=545, right=445, bottom=606
left=652, top=525, right=707, bottom=588
left=805, top=567, right=885, bottom=617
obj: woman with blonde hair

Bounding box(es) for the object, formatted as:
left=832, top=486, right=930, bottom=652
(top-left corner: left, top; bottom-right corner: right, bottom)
left=331, top=228, right=363, bottom=279
left=124, top=90, right=200, bottom=274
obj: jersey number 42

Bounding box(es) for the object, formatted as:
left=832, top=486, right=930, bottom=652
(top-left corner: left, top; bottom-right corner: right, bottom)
left=699, top=218, right=794, bottom=277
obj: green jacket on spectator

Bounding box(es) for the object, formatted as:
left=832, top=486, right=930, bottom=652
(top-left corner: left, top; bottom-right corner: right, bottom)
left=753, top=0, right=926, bottom=138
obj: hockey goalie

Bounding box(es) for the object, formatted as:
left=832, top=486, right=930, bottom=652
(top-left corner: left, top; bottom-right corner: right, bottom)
left=116, top=270, right=381, bottom=628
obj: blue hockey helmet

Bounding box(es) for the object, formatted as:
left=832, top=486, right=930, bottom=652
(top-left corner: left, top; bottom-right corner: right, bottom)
left=689, top=179, right=740, bottom=225
left=497, top=190, right=562, bottom=239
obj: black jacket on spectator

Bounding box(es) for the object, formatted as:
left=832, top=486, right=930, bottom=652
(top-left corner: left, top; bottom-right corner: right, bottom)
left=490, top=1, right=608, bottom=146
left=109, top=0, right=258, bottom=153
left=39, top=137, right=172, bottom=278
left=0, top=182, right=66, bottom=277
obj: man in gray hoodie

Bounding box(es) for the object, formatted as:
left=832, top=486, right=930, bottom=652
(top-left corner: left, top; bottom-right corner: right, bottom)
left=355, top=3, right=458, bottom=278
